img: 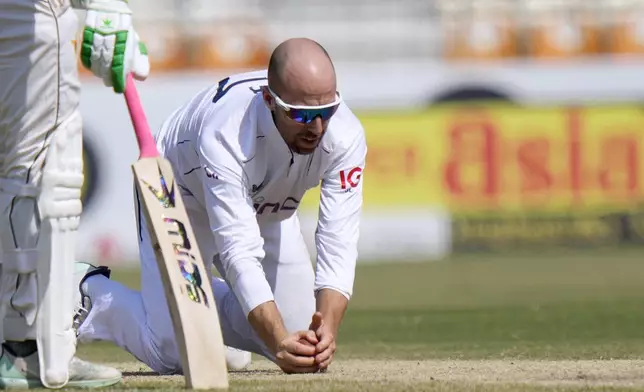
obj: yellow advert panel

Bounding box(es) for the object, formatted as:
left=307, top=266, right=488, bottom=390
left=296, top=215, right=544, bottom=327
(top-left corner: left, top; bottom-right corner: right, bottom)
left=304, top=106, right=644, bottom=211
left=301, top=106, right=644, bottom=249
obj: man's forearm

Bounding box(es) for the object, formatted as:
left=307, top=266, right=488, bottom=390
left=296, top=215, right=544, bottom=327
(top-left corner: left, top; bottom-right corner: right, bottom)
left=248, top=301, right=289, bottom=355
left=315, top=289, right=349, bottom=334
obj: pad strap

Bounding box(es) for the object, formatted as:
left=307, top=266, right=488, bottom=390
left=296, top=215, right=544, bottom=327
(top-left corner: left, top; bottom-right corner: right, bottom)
left=0, top=179, right=38, bottom=198
left=3, top=249, right=38, bottom=275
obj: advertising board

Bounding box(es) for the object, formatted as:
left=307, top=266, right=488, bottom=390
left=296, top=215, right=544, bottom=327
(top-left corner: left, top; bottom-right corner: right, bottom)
left=439, top=105, right=644, bottom=250
left=302, top=105, right=644, bottom=252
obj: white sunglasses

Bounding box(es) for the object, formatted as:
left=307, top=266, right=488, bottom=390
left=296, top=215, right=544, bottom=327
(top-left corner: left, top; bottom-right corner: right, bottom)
left=267, top=86, right=342, bottom=124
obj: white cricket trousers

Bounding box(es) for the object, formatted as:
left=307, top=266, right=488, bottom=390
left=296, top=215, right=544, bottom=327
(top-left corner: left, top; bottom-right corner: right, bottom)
left=78, top=193, right=316, bottom=374
left=0, top=0, right=80, bottom=184
left=0, top=0, right=82, bottom=341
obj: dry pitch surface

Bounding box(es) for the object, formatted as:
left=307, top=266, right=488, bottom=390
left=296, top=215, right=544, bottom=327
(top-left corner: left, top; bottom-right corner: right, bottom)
left=113, top=358, right=644, bottom=391
left=103, top=252, right=644, bottom=391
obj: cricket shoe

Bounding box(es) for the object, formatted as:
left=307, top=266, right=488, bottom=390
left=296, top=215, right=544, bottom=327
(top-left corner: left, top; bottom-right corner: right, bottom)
left=0, top=342, right=122, bottom=389
left=225, top=347, right=252, bottom=371
left=72, top=261, right=112, bottom=334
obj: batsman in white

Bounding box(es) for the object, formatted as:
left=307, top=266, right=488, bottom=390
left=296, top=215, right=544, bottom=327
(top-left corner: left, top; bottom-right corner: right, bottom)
left=0, top=0, right=148, bottom=388
left=75, top=37, right=367, bottom=374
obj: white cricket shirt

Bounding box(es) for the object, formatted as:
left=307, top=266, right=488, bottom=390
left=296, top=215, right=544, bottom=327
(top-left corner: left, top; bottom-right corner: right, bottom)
left=156, top=70, right=367, bottom=317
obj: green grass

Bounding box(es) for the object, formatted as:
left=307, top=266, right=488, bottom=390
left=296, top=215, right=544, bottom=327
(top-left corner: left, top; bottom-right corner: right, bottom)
left=339, top=302, right=644, bottom=359
left=74, top=248, right=644, bottom=391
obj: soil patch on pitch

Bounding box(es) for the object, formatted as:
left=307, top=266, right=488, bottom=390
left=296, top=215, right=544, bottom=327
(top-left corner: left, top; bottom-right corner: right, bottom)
left=116, top=359, right=644, bottom=388
left=235, top=359, right=644, bottom=387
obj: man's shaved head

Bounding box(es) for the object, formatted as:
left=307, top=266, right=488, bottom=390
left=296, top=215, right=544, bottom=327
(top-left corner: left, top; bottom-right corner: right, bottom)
left=262, top=38, right=340, bottom=155
left=267, top=38, right=336, bottom=102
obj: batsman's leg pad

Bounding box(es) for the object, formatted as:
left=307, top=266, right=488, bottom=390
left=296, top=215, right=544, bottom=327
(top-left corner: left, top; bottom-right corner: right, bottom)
left=35, top=120, right=84, bottom=388
left=0, top=179, right=40, bottom=340
left=0, top=115, right=84, bottom=388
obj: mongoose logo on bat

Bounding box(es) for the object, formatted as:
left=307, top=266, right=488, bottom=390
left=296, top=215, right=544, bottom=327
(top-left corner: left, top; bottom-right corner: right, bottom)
left=142, top=166, right=209, bottom=307
left=163, top=217, right=209, bottom=306
left=141, top=166, right=175, bottom=207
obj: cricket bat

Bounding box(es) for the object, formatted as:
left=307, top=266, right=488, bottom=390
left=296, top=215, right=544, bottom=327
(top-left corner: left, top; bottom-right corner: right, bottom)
left=123, top=74, right=229, bottom=389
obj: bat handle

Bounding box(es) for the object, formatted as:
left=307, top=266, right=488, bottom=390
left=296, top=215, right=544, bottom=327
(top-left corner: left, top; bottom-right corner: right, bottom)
left=124, top=74, right=159, bottom=159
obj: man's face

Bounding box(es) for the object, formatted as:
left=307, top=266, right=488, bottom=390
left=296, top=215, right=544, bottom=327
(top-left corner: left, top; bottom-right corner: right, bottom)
left=262, top=85, right=340, bottom=155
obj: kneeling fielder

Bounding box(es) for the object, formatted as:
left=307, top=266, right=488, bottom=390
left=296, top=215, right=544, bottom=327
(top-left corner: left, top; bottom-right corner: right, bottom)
left=75, top=38, right=367, bottom=374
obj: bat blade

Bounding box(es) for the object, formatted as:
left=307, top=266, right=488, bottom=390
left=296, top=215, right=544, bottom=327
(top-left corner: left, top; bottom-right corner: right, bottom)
left=132, top=157, right=228, bottom=390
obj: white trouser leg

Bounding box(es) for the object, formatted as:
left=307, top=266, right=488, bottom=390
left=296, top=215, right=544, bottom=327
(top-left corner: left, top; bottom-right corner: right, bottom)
left=79, top=188, right=207, bottom=374
left=79, top=191, right=315, bottom=372
left=78, top=188, right=187, bottom=374
left=0, top=2, right=82, bottom=388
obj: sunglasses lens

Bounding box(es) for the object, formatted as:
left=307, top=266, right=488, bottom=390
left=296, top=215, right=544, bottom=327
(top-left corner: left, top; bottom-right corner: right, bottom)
left=288, top=105, right=339, bottom=124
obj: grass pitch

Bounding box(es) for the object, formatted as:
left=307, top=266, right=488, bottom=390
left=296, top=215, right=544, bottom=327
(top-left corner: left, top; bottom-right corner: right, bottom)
left=75, top=248, right=644, bottom=391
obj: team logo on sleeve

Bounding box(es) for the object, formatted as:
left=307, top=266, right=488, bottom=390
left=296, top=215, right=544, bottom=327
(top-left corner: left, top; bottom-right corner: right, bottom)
left=339, top=167, right=363, bottom=190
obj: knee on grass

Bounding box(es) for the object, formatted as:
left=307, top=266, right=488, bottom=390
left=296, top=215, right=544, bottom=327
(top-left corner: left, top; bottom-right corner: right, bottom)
left=145, top=335, right=182, bottom=375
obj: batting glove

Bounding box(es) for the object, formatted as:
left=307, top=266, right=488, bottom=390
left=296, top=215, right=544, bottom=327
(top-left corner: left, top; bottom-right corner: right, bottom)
left=72, top=0, right=150, bottom=93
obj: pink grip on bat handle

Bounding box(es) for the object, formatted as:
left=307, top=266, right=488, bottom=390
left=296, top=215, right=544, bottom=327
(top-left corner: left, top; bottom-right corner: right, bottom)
left=124, top=74, right=159, bottom=159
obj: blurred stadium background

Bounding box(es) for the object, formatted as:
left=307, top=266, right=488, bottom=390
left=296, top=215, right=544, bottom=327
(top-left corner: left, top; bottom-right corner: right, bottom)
left=73, top=0, right=644, bottom=266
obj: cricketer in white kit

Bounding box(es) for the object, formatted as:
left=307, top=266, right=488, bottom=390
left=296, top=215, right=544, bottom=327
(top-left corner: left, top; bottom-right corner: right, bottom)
left=76, top=44, right=367, bottom=374
left=0, top=0, right=148, bottom=388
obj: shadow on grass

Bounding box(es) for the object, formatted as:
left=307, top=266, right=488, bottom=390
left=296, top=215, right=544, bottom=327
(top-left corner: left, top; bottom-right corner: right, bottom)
left=121, top=369, right=283, bottom=377
left=122, top=371, right=160, bottom=377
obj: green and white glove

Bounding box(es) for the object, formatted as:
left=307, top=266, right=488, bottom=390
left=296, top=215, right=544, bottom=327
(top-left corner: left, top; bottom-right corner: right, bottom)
left=72, top=0, right=150, bottom=93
